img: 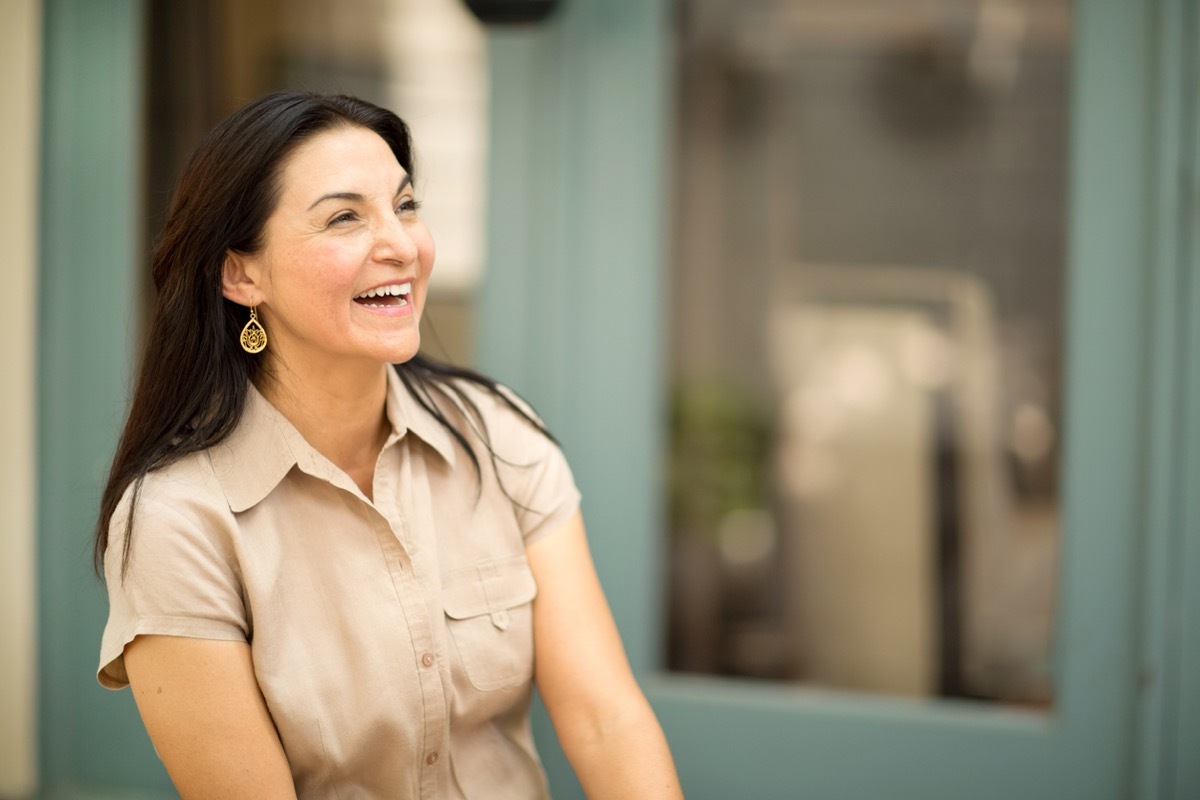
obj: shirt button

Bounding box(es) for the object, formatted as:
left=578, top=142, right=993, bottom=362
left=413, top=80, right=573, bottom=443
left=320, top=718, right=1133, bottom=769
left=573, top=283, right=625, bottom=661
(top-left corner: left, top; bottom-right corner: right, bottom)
left=421, top=652, right=435, bottom=668
left=426, top=751, right=439, bottom=766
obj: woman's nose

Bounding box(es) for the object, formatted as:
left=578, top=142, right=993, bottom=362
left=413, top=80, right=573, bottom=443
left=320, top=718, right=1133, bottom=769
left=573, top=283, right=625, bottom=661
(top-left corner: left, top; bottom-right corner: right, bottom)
left=374, top=214, right=418, bottom=263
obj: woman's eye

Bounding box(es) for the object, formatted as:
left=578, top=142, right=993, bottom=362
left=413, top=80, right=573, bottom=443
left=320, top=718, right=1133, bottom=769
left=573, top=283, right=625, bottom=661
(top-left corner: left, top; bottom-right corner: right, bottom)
left=329, top=211, right=357, bottom=226
left=397, top=198, right=422, bottom=214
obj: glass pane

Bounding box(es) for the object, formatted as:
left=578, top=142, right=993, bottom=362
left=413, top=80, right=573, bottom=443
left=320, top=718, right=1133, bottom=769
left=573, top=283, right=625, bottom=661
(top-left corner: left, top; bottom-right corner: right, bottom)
left=665, top=0, right=1071, bottom=706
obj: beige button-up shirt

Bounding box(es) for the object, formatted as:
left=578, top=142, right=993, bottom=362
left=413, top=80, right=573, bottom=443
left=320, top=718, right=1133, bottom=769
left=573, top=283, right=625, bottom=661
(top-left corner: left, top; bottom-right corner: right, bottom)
left=98, top=367, right=580, bottom=799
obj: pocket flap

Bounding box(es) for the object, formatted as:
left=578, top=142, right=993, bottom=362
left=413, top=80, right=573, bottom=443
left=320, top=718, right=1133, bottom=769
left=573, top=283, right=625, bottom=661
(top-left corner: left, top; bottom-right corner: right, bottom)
left=443, top=555, right=537, bottom=620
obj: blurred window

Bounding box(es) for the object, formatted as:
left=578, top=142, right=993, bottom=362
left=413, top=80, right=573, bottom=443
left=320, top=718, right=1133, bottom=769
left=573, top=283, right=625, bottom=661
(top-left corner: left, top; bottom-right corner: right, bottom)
left=665, top=0, right=1070, bottom=706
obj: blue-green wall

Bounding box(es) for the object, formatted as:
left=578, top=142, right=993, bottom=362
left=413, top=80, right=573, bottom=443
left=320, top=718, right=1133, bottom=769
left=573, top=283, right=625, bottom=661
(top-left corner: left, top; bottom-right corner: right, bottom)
left=38, top=0, right=174, bottom=795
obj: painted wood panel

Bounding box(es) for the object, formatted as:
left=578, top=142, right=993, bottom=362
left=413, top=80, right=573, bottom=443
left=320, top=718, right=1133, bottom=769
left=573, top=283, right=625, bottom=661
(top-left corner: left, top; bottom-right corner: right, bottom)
left=38, top=0, right=174, bottom=795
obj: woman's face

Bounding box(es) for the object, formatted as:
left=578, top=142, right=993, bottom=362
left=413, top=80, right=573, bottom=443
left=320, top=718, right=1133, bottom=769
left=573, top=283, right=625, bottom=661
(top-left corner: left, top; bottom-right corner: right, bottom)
left=231, top=124, right=434, bottom=375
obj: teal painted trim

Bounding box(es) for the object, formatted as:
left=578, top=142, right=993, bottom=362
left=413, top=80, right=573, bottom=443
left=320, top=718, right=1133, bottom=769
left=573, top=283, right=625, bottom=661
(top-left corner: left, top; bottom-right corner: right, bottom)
left=1041, top=0, right=1153, bottom=792
left=645, top=674, right=1053, bottom=730
left=480, top=16, right=582, bottom=800
left=649, top=683, right=1064, bottom=800
left=1136, top=1, right=1198, bottom=798
left=478, top=26, right=568, bottom=406
left=480, top=0, right=671, bottom=678
left=531, top=0, right=673, bottom=679
left=38, top=782, right=174, bottom=800
left=1172, top=2, right=1200, bottom=795
left=37, top=0, right=172, bottom=795
left=479, top=2, right=672, bottom=796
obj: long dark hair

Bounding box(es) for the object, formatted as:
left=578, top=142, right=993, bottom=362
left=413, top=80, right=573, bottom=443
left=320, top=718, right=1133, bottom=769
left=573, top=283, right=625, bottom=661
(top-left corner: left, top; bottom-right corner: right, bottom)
left=96, top=91, right=550, bottom=577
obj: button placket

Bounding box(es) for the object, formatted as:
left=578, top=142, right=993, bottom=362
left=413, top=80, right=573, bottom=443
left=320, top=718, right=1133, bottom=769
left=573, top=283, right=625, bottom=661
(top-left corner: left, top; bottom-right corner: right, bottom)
left=382, top=449, right=450, bottom=799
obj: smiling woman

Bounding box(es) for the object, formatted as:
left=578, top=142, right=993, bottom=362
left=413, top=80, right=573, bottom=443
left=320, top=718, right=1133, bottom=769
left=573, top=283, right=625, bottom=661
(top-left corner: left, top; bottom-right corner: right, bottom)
left=93, top=91, right=681, bottom=800
left=221, top=125, right=434, bottom=442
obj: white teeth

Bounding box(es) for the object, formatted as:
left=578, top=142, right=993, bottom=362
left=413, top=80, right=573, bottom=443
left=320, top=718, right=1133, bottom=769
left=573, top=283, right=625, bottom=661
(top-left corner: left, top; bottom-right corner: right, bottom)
left=355, top=282, right=412, bottom=300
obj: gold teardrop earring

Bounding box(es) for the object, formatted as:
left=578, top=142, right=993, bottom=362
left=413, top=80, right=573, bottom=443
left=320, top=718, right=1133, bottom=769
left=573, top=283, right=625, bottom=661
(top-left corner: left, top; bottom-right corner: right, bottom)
left=240, top=306, right=268, bottom=354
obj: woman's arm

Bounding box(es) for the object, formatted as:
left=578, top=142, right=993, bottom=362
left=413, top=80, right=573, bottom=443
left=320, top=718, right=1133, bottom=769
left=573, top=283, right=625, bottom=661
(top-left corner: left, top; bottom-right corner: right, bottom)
left=527, top=510, right=684, bottom=799
left=123, top=635, right=298, bottom=800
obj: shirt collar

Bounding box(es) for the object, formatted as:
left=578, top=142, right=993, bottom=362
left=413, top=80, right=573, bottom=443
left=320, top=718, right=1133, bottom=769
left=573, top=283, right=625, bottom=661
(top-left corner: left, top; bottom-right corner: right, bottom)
left=209, top=367, right=457, bottom=513
left=384, top=365, right=458, bottom=468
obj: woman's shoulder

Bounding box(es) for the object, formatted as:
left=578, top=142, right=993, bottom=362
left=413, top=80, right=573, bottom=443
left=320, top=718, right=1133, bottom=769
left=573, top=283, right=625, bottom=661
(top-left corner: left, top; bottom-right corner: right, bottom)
left=447, top=375, right=554, bottom=448
left=398, top=362, right=543, bottom=436
left=102, top=446, right=241, bottom=590
left=111, top=448, right=229, bottom=530
left=450, top=374, right=535, bottom=418
left=149, top=446, right=225, bottom=493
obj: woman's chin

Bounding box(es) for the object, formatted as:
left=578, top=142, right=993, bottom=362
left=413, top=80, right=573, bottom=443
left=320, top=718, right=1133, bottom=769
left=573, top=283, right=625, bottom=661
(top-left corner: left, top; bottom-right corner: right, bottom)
left=381, top=337, right=422, bottom=365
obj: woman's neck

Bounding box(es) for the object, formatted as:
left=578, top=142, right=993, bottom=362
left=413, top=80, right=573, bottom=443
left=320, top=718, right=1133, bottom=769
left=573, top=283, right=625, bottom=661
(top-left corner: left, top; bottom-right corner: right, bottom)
left=256, top=359, right=391, bottom=500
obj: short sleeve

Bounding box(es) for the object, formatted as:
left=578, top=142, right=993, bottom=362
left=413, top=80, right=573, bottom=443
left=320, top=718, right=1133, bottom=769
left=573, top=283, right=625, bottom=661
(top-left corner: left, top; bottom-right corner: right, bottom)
left=488, top=388, right=582, bottom=545
left=98, top=466, right=248, bottom=689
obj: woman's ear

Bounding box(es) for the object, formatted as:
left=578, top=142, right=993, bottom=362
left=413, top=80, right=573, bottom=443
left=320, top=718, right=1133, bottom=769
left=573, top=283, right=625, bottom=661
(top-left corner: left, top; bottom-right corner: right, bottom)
left=221, top=250, right=263, bottom=306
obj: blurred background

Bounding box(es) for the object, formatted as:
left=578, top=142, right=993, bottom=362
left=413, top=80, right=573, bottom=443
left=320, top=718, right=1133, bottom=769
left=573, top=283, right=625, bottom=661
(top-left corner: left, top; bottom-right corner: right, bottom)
left=4, top=0, right=1198, bottom=798
left=665, top=0, right=1066, bottom=705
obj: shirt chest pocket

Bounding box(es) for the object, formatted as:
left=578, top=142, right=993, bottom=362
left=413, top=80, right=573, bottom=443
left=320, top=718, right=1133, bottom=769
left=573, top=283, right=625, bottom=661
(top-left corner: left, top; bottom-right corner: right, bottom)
left=443, top=555, right=538, bottom=692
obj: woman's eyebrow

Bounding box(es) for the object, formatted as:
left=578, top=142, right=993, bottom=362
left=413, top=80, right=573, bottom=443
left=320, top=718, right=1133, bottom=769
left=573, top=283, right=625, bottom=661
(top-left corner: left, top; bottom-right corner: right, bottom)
left=308, top=191, right=364, bottom=210
left=308, top=176, right=412, bottom=211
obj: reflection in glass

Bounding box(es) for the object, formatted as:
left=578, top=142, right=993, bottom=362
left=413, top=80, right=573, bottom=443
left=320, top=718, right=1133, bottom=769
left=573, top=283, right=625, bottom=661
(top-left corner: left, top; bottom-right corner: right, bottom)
left=665, top=0, right=1070, bottom=706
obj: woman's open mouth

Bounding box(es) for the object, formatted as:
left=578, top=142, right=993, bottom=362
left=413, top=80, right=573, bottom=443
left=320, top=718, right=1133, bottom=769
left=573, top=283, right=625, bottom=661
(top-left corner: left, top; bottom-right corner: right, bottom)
left=354, top=282, right=412, bottom=308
